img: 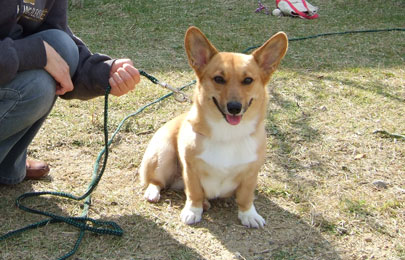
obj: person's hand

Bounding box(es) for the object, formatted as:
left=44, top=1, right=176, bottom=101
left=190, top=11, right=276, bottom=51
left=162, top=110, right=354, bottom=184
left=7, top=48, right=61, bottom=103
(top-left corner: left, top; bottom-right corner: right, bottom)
left=109, top=59, right=140, bottom=96
left=43, top=41, right=74, bottom=95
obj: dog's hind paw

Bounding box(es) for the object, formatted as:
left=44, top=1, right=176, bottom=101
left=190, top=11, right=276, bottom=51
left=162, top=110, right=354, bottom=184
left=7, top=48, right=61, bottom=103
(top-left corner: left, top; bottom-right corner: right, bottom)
left=181, top=205, right=203, bottom=225
left=238, top=205, right=266, bottom=228
left=144, top=184, right=161, bottom=202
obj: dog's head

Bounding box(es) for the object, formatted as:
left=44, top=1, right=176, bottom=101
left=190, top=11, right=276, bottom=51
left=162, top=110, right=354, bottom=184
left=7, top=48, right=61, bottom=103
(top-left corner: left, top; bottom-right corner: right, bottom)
left=185, top=26, right=288, bottom=126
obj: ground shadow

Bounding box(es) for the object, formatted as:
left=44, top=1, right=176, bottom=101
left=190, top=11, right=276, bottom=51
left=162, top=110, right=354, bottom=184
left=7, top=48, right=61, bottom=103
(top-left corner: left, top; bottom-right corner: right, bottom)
left=203, top=195, right=341, bottom=260
left=321, top=74, right=404, bottom=103
left=265, top=86, right=329, bottom=194
left=0, top=183, right=203, bottom=260
left=146, top=187, right=342, bottom=260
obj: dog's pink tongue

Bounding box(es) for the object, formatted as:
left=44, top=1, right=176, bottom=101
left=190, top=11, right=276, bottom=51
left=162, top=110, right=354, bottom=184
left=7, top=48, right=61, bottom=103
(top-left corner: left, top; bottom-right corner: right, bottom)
left=226, top=115, right=242, bottom=125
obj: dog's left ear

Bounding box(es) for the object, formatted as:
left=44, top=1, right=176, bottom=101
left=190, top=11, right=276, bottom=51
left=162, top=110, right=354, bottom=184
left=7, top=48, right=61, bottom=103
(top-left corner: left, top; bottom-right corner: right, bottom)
left=185, top=26, right=218, bottom=76
left=252, top=32, right=288, bottom=83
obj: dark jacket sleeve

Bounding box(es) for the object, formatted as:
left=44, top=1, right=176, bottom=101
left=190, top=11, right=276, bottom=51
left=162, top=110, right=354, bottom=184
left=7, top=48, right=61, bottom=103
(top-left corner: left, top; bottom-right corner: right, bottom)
left=37, top=0, right=114, bottom=100
left=0, top=2, right=47, bottom=86
left=60, top=31, right=115, bottom=100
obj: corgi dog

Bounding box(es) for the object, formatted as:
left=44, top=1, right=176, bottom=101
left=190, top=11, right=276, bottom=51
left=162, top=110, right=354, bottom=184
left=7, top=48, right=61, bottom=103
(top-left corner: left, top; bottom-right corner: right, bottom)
left=139, top=26, right=288, bottom=228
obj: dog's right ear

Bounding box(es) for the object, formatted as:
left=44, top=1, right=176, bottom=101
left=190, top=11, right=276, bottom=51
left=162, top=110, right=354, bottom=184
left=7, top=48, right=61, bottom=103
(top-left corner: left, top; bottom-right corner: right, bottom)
left=252, top=32, right=288, bottom=84
left=185, top=26, right=218, bottom=76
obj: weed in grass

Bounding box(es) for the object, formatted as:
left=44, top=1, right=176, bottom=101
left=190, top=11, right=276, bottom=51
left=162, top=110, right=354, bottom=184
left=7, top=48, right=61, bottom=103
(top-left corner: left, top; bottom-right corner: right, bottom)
left=379, top=200, right=403, bottom=217
left=396, top=245, right=405, bottom=260
left=260, top=186, right=292, bottom=201
left=341, top=198, right=372, bottom=218
left=271, top=249, right=298, bottom=260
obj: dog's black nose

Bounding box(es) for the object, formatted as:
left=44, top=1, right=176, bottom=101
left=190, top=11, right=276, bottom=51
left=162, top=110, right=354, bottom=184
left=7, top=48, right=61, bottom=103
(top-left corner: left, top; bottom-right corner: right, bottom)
left=227, top=101, right=242, bottom=115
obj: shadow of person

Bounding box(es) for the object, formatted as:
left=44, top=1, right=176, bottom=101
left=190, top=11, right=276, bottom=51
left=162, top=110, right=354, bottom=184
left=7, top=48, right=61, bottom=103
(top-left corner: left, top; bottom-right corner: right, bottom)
left=1, top=175, right=340, bottom=260
left=0, top=182, right=204, bottom=260
left=72, top=213, right=205, bottom=260
left=0, top=181, right=39, bottom=226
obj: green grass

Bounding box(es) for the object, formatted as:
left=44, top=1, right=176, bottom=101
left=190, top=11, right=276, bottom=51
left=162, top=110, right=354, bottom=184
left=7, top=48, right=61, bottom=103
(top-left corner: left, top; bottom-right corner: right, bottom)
left=341, top=198, right=372, bottom=218
left=1, top=0, right=404, bottom=259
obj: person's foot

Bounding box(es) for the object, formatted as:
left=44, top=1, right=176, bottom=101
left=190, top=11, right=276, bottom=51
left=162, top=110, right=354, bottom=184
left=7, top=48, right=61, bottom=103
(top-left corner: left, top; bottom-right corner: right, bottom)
left=25, top=160, right=50, bottom=180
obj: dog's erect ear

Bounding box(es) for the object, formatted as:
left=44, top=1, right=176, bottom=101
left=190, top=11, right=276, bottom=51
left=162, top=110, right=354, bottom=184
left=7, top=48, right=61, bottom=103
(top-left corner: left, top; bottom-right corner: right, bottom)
left=252, top=32, right=288, bottom=83
left=185, top=26, right=218, bottom=75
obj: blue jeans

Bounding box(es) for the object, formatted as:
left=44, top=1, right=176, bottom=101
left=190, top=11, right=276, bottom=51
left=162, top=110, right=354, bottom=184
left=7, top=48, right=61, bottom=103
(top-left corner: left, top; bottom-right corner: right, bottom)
left=0, top=29, right=79, bottom=185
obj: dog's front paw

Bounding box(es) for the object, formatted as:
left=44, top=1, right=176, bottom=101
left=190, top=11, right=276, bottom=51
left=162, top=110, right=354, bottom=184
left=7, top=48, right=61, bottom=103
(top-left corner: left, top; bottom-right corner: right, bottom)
left=180, top=204, right=203, bottom=225
left=238, top=205, right=266, bottom=228
left=144, top=184, right=161, bottom=202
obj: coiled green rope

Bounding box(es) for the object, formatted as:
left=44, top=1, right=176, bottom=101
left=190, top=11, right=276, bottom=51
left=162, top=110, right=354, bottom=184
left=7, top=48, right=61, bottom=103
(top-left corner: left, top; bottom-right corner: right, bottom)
left=0, top=70, right=195, bottom=260
left=0, top=85, right=120, bottom=260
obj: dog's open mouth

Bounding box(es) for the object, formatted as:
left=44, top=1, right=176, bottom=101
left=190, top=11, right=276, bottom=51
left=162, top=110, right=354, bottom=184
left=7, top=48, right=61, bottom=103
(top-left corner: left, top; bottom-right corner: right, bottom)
left=225, top=114, right=242, bottom=125
left=212, top=97, right=245, bottom=125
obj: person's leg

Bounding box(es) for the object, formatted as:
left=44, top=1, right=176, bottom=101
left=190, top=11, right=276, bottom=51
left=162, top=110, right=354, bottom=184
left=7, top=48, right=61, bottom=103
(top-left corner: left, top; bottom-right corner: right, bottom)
left=0, top=70, right=56, bottom=184
left=0, top=29, right=79, bottom=184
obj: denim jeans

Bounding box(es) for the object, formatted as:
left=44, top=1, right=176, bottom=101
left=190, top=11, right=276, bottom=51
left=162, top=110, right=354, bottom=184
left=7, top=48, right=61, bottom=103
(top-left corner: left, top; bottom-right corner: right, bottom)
left=0, top=29, right=79, bottom=184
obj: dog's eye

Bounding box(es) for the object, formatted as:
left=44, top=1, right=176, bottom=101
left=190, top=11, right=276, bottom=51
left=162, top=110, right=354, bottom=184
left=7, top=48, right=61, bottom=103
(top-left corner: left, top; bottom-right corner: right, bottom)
left=213, top=76, right=226, bottom=84
left=242, top=77, right=253, bottom=85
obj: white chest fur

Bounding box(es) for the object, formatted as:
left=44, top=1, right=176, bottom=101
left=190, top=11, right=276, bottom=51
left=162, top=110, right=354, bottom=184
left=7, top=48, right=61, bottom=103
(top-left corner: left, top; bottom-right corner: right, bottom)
left=198, top=116, right=259, bottom=169
left=197, top=117, right=260, bottom=198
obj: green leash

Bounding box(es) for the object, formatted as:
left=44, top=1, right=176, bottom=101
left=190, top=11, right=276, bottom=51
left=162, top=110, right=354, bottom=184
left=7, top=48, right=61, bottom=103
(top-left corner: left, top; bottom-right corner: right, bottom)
left=0, top=71, right=194, bottom=260
left=1, top=27, right=404, bottom=259
left=1, top=85, right=119, bottom=260
left=242, top=27, right=405, bottom=53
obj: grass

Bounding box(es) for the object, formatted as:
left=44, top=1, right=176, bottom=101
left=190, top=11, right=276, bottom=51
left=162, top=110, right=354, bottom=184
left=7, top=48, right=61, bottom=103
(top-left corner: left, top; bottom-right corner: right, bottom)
left=1, top=0, right=404, bottom=259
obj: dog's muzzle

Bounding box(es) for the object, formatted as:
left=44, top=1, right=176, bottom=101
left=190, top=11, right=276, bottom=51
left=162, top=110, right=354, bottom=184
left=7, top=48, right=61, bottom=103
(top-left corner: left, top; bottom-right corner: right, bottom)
left=213, top=98, right=253, bottom=125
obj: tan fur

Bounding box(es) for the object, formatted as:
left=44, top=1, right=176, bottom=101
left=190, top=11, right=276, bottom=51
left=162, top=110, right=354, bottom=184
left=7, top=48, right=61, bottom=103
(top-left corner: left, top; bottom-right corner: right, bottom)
left=139, top=26, right=288, bottom=227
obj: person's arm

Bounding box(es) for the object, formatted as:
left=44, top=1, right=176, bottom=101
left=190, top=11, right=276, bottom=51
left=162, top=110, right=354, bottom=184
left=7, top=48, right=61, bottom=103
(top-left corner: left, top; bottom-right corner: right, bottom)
left=0, top=1, right=72, bottom=94
left=61, top=27, right=140, bottom=99
left=1, top=1, right=139, bottom=97
left=40, top=1, right=140, bottom=100
left=34, top=1, right=113, bottom=99
left=43, top=41, right=74, bottom=95
left=46, top=2, right=140, bottom=99
left=0, top=3, right=47, bottom=86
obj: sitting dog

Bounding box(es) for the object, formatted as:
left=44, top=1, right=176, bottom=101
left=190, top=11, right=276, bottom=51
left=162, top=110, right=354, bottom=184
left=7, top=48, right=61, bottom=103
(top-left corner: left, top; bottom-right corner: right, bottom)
left=139, top=26, right=288, bottom=228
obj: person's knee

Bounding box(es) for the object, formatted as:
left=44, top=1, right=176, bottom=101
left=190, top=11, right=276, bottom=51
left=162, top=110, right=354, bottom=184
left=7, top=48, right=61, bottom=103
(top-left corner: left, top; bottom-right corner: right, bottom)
left=22, top=70, right=56, bottom=119
left=0, top=70, right=56, bottom=140
left=37, top=29, right=79, bottom=76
